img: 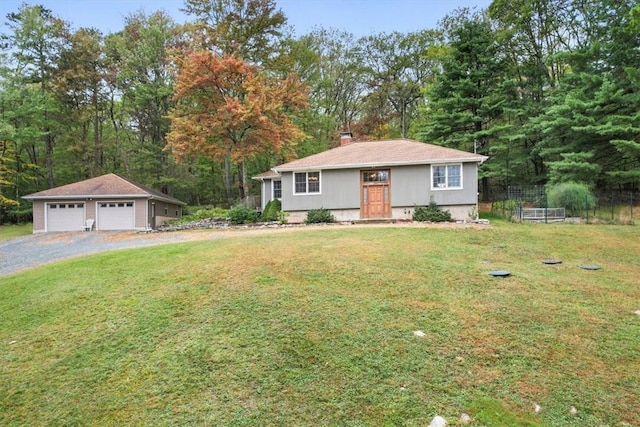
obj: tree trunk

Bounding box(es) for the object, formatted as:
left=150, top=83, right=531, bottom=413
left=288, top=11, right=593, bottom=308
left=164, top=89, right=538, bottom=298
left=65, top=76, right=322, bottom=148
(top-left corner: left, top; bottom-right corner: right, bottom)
left=45, top=131, right=55, bottom=188
left=223, top=151, right=234, bottom=206
left=482, top=176, right=490, bottom=203
left=238, top=160, right=248, bottom=202
left=93, top=90, right=102, bottom=177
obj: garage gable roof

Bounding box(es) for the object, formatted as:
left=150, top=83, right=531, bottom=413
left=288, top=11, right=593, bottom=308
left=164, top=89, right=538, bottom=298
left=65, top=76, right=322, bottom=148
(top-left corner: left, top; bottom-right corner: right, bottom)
left=272, top=138, right=488, bottom=172
left=23, top=173, right=186, bottom=205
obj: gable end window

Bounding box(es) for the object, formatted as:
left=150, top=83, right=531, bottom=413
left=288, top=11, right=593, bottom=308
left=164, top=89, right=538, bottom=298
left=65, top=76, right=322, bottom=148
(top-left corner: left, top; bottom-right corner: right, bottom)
left=294, top=172, right=320, bottom=194
left=432, top=164, right=462, bottom=189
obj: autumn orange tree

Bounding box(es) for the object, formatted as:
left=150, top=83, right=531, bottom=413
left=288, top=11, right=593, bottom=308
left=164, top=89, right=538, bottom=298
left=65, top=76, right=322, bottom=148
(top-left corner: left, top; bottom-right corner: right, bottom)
left=167, top=51, right=307, bottom=204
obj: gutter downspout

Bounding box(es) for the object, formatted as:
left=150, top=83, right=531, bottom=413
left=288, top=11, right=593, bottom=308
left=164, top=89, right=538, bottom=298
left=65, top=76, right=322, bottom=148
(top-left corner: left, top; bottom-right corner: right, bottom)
left=145, top=198, right=150, bottom=231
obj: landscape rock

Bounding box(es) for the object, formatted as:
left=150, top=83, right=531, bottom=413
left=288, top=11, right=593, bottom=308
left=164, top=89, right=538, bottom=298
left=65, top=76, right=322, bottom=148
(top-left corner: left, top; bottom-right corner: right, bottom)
left=156, top=218, right=296, bottom=232
left=157, top=217, right=231, bottom=231
left=570, top=406, right=578, bottom=415
left=428, top=415, right=447, bottom=427
left=413, top=330, right=426, bottom=338
left=459, top=413, right=471, bottom=424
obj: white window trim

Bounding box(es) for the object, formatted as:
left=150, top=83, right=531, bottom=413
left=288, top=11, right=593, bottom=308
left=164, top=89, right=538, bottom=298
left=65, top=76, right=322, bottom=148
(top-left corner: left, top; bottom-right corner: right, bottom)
left=293, top=171, right=322, bottom=195
left=272, top=179, right=282, bottom=200
left=431, top=164, right=463, bottom=190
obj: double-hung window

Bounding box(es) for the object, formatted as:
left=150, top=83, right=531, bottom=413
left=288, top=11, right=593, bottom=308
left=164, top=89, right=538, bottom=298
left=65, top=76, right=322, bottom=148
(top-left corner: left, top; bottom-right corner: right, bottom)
left=272, top=180, right=282, bottom=199
left=432, top=164, right=462, bottom=189
left=294, top=171, right=320, bottom=194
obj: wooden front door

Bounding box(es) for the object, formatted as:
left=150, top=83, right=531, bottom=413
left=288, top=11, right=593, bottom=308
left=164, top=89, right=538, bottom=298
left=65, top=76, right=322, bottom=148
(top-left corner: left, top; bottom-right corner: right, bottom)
left=361, top=170, right=391, bottom=219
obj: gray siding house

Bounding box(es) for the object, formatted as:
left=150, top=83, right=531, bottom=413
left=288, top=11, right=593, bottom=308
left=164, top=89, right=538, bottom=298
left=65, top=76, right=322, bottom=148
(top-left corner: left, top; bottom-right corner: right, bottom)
left=254, top=137, right=487, bottom=223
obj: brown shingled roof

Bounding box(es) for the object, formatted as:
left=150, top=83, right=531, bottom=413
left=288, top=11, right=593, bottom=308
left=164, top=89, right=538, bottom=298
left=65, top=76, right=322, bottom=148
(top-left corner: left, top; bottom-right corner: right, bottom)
left=272, top=139, right=487, bottom=172
left=23, top=173, right=185, bottom=205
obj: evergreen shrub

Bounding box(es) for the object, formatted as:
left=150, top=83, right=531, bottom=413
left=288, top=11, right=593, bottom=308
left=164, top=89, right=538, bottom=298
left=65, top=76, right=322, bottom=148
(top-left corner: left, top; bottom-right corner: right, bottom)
left=228, top=205, right=259, bottom=224
left=413, top=199, right=452, bottom=222
left=305, top=208, right=335, bottom=224
left=261, top=199, right=282, bottom=222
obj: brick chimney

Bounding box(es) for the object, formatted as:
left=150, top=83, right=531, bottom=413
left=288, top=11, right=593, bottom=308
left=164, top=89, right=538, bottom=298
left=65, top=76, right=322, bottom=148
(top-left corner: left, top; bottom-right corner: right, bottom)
left=340, top=131, right=353, bottom=146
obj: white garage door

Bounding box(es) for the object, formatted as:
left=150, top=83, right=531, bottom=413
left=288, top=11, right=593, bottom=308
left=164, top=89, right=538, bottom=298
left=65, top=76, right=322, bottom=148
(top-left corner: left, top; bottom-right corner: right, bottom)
left=47, top=203, right=85, bottom=232
left=98, top=202, right=135, bottom=230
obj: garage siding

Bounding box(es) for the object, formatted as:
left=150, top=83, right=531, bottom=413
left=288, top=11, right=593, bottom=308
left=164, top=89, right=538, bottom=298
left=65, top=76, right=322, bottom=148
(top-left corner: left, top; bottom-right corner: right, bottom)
left=32, top=201, right=46, bottom=233
left=136, top=201, right=147, bottom=229
left=150, top=201, right=182, bottom=227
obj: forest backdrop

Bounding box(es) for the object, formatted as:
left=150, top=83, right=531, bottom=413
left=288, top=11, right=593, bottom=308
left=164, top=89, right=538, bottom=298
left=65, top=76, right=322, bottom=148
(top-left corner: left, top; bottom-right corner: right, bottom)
left=1, top=0, right=639, bottom=222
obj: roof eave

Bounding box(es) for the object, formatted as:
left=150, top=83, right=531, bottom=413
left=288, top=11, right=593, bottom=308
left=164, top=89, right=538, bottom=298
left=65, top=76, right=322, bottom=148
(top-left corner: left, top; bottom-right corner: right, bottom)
left=23, top=193, right=186, bottom=205
left=252, top=171, right=282, bottom=181
left=149, top=195, right=188, bottom=205
left=23, top=194, right=149, bottom=200
left=274, top=157, right=488, bottom=172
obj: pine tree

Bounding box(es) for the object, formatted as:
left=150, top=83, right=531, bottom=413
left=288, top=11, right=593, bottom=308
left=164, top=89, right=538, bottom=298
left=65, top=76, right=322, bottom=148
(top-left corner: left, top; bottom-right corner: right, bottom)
left=416, top=12, right=505, bottom=199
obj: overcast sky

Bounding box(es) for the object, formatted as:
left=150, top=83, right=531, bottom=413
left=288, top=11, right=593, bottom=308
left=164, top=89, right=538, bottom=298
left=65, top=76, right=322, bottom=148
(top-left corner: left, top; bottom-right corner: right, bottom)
left=1, top=0, right=492, bottom=37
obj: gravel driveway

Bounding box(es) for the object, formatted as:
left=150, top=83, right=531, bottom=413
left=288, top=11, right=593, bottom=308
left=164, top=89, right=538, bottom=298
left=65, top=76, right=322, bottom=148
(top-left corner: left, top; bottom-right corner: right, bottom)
left=0, top=225, right=321, bottom=278
left=0, top=230, right=228, bottom=278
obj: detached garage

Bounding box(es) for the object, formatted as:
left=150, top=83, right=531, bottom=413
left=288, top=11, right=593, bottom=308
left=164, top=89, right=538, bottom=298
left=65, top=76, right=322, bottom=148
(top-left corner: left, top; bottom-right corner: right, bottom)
left=23, top=174, right=186, bottom=233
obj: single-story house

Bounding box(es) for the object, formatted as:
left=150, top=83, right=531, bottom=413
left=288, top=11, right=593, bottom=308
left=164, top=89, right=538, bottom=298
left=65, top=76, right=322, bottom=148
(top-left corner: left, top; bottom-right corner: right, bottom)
left=253, top=135, right=488, bottom=223
left=23, top=173, right=186, bottom=233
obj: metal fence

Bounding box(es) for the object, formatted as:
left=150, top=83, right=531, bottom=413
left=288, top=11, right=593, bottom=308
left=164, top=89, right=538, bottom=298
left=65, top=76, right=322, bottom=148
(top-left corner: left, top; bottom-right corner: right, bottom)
left=590, top=191, right=637, bottom=224
left=485, top=186, right=638, bottom=225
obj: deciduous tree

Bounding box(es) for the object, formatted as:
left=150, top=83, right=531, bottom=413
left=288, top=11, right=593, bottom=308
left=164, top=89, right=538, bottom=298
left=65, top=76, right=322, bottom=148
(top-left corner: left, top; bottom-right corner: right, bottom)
left=360, top=30, right=441, bottom=138
left=1, top=4, right=69, bottom=188
left=182, top=0, right=286, bottom=65
left=0, top=74, right=47, bottom=222
left=105, top=11, right=181, bottom=193
left=54, top=27, right=107, bottom=180
left=167, top=52, right=307, bottom=204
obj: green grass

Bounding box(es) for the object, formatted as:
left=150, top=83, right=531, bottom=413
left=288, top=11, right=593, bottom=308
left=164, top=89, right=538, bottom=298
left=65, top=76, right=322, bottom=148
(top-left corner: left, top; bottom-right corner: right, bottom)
left=1, top=221, right=639, bottom=426
left=0, top=223, right=32, bottom=241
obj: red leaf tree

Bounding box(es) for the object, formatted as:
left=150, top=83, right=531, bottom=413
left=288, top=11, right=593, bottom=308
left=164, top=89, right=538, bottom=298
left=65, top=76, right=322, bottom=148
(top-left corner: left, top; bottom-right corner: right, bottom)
left=167, top=51, right=307, bottom=203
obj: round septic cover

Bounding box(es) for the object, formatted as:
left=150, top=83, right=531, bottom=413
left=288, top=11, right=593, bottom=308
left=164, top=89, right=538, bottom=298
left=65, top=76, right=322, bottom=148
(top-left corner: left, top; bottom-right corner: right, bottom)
left=542, top=259, right=563, bottom=265
left=488, top=270, right=511, bottom=277
left=579, top=264, right=601, bottom=270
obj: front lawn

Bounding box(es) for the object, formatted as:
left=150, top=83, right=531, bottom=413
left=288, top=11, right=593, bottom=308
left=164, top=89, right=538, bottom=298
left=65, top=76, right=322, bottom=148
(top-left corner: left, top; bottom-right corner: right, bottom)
left=0, top=223, right=31, bottom=241
left=1, top=222, right=638, bottom=426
